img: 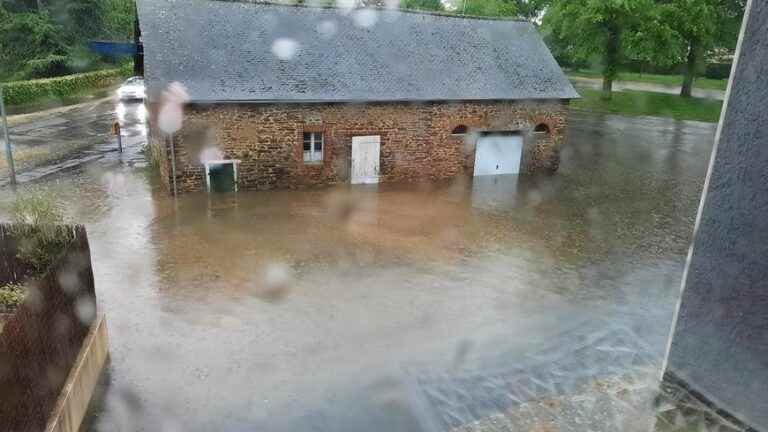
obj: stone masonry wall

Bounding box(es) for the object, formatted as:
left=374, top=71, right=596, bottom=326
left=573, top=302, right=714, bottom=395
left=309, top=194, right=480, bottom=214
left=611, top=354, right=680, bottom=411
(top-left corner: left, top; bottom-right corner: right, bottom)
left=149, top=100, right=570, bottom=192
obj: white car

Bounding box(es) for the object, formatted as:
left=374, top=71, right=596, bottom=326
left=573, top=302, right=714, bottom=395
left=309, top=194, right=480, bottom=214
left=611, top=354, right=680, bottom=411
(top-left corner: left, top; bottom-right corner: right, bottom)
left=117, top=76, right=146, bottom=101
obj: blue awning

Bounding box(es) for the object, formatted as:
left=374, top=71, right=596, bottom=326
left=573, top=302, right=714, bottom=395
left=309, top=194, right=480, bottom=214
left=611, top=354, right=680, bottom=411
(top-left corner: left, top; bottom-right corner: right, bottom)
left=88, top=41, right=137, bottom=57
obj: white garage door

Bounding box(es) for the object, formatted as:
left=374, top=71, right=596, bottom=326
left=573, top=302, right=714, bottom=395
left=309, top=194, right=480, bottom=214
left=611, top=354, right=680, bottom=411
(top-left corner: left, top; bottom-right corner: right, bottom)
left=473, top=135, right=523, bottom=176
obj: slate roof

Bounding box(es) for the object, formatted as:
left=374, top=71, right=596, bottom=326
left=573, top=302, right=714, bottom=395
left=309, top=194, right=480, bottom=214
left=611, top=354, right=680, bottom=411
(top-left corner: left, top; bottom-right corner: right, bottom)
left=137, top=0, right=579, bottom=103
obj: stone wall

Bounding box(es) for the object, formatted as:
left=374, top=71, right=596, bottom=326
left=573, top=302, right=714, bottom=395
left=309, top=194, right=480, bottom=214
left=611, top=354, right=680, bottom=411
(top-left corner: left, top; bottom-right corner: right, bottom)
left=149, top=100, right=570, bottom=192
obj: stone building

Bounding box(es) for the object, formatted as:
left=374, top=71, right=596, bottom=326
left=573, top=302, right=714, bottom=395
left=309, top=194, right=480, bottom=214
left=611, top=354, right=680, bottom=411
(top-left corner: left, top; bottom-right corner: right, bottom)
left=138, top=0, right=578, bottom=192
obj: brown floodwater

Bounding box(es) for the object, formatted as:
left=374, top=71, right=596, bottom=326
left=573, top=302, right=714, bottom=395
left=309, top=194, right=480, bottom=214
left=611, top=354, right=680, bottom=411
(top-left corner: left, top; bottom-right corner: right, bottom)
left=0, top=104, right=718, bottom=431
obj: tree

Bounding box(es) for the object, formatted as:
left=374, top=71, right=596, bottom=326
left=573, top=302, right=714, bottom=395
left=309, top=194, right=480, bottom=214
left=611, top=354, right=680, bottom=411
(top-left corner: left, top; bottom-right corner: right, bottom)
left=713, top=0, right=746, bottom=51
left=102, top=0, right=136, bottom=41
left=400, top=0, right=444, bottom=11
left=65, top=0, right=107, bottom=41
left=621, top=4, right=681, bottom=74
left=657, top=0, right=716, bottom=97
left=510, top=0, right=550, bottom=22
left=460, top=0, right=517, bottom=16
left=0, top=0, right=137, bottom=80
left=542, top=0, right=654, bottom=100
left=0, top=9, right=65, bottom=78
left=0, top=0, right=42, bottom=12
left=450, top=0, right=549, bottom=20
left=658, top=0, right=744, bottom=97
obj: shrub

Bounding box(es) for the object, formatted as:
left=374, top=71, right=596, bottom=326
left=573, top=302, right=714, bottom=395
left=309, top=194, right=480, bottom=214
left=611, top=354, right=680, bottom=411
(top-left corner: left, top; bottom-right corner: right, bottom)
left=705, top=63, right=732, bottom=80
left=11, top=187, right=63, bottom=226
left=10, top=187, right=73, bottom=273
left=0, top=283, right=25, bottom=311
left=24, top=55, right=72, bottom=79
left=0, top=67, right=127, bottom=106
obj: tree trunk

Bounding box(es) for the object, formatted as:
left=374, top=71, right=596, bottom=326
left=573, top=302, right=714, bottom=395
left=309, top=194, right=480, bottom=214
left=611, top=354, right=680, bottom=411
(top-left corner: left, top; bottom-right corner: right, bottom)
left=36, top=0, right=43, bottom=11
left=681, top=40, right=697, bottom=98
left=601, top=26, right=620, bottom=101
left=602, top=76, right=613, bottom=97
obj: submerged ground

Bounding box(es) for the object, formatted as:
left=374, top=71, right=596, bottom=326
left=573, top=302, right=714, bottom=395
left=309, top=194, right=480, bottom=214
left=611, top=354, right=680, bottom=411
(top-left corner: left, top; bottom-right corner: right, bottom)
left=0, top=101, right=733, bottom=431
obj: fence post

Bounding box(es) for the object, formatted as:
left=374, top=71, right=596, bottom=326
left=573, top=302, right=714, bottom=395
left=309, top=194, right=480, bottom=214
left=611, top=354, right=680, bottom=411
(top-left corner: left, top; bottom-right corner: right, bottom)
left=0, top=86, right=17, bottom=186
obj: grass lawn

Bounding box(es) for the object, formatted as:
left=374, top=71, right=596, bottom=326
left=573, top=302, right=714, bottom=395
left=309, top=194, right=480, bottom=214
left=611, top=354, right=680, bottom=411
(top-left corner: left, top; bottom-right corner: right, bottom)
left=571, top=86, right=723, bottom=123
left=568, top=70, right=728, bottom=91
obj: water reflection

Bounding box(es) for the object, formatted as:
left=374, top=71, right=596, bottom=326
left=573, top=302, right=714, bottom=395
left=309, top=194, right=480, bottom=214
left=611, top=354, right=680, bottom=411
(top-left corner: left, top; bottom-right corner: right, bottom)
left=116, top=101, right=147, bottom=138
left=470, top=174, right=520, bottom=211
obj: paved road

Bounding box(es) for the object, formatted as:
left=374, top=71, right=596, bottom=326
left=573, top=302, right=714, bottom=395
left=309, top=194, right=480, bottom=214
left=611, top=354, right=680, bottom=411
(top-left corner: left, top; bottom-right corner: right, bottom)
left=0, top=98, right=147, bottom=186
left=570, top=76, right=726, bottom=100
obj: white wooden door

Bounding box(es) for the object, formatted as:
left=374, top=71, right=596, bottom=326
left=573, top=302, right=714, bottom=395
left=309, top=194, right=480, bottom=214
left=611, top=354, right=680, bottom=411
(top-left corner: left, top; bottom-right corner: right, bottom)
left=473, top=135, right=523, bottom=176
left=351, top=135, right=381, bottom=184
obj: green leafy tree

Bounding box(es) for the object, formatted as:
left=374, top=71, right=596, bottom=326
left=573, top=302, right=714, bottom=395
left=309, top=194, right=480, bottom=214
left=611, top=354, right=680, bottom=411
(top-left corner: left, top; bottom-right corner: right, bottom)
left=658, top=0, right=744, bottom=97
left=400, top=0, right=445, bottom=11
left=102, top=0, right=136, bottom=41
left=66, top=0, right=107, bottom=40
left=657, top=0, right=717, bottom=97
left=511, top=0, right=550, bottom=21
left=620, top=5, right=681, bottom=74
left=0, top=9, right=66, bottom=79
left=542, top=0, right=654, bottom=100
left=459, top=0, right=517, bottom=17
left=1, top=0, right=44, bottom=12
left=713, top=0, right=746, bottom=50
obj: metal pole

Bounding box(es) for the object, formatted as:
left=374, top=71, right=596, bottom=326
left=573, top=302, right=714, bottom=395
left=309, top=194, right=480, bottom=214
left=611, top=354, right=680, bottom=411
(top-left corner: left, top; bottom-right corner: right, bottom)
left=0, top=86, right=17, bottom=186
left=169, top=134, right=177, bottom=196
left=117, top=128, right=123, bottom=153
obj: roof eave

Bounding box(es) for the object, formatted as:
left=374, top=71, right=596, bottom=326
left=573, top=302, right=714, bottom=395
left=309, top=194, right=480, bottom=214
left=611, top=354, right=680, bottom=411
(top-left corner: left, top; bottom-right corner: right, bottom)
left=180, top=97, right=579, bottom=105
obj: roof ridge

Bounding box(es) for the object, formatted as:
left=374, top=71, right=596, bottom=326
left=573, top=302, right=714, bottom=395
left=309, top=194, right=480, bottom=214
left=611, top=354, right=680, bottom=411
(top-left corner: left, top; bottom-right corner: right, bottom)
left=209, top=0, right=530, bottom=23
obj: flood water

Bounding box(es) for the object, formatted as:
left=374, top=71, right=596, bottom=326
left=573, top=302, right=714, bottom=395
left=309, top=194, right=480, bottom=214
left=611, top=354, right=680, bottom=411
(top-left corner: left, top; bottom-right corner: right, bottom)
left=0, top=105, right=720, bottom=431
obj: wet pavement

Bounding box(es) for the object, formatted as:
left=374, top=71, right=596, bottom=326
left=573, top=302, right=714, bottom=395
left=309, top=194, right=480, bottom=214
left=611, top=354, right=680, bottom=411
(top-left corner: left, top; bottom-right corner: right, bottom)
left=0, top=97, right=146, bottom=185
left=570, top=76, right=726, bottom=100
left=0, top=102, right=729, bottom=431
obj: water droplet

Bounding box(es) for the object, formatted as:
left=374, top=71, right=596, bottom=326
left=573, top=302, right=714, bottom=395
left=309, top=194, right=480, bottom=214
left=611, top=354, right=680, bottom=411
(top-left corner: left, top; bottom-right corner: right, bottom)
left=75, top=295, right=96, bottom=324
left=317, top=20, right=337, bottom=38
left=335, top=0, right=356, bottom=14
left=58, top=270, right=80, bottom=294
left=271, top=38, right=299, bottom=60
left=158, top=82, right=190, bottom=134
left=353, top=9, right=378, bottom=28
left=199, top=146, right=224, bottom=164
left=253, top=261, right=293, bottom=302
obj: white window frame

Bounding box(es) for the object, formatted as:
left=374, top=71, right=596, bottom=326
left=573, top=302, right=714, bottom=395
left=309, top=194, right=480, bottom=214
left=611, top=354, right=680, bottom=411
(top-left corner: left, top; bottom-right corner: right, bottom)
left=303, top=132, right=323, bottom=163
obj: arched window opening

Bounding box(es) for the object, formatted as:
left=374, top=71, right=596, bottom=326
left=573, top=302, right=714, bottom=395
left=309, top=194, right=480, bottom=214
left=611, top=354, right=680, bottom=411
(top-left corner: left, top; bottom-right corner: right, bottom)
left=451, top=125, right=468, bottom=135
left=534, top=123, right=550, bottom=134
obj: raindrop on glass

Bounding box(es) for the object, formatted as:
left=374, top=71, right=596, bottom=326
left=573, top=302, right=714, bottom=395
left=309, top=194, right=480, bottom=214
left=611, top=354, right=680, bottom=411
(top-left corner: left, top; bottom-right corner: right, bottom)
left=271, top=38, right=299, bottom=60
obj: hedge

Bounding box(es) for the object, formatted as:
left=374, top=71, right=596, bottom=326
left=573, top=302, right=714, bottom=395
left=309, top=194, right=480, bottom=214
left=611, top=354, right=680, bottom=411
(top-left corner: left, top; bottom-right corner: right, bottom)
left=0, top=63, right=132, bottom=106
left=705, top=63, right=732, bottom=80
